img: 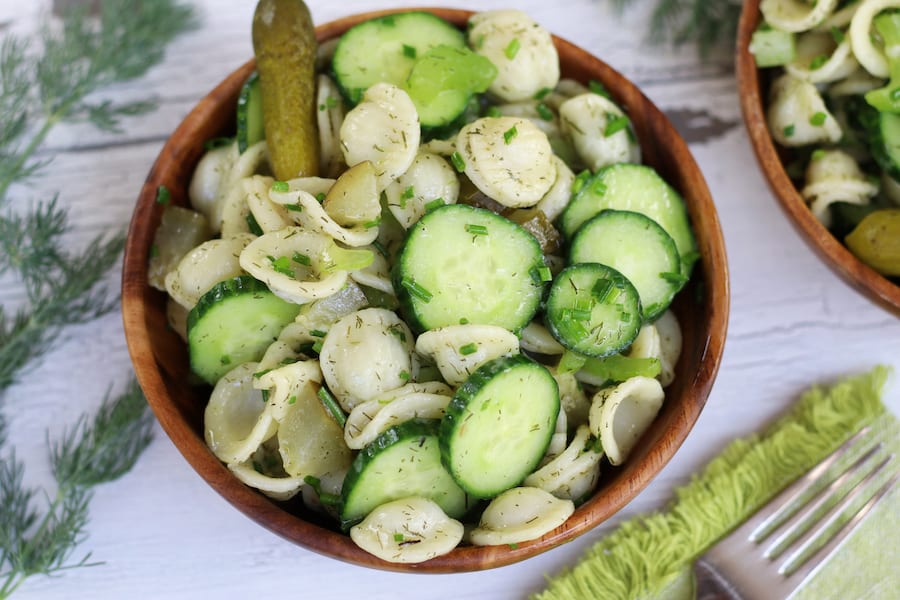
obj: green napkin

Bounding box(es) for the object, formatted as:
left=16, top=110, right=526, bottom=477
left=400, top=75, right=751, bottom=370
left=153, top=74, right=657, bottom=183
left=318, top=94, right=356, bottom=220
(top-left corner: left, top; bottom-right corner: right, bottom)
left=535, top=366, right=898, bottom=600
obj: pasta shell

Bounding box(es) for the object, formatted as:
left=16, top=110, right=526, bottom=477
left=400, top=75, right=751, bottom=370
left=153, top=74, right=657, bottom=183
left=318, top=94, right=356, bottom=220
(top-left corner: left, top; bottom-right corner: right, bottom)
left=384, top=150, right=460, bottom=229
left=350, top=497, right=464, bottom=563
left=469, top=487, right=574, bottom=546
left=344, top=391, right=451, bottom=450
left=415, top=324, right=520, bottom=386
left=559, top=93, right=640, bottom=171
left=589, top=376, right=664, bottom=466
left=525, top=424, right=603, bottom=500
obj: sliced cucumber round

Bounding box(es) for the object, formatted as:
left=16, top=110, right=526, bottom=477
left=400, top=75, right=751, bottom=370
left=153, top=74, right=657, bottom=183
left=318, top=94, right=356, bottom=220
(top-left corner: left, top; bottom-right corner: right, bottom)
left=393, top=204, right=545, bottom=333
left=187, top=275, right=302, bottom=385
left=440, top=355, right=559, bottom=499
left=236, top=71, right=264, bottom=153
left=545, top=263, right=642, bottom=358
left=558, top=163, right=697, bottom=276
left=332, top=12, right=465, bottom=105
left=340, top=418, right=469, bottom=528
left=569, top=210, right=683, bottom=321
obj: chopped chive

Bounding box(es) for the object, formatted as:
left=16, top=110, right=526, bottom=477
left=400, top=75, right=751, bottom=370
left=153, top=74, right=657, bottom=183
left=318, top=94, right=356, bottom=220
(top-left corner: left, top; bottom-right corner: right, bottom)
left=310, top=329, right=327, bottom=338
left=485, top=106, right=502, bottom=118
left=401, top=278, right=433, bottom=303
left=288, top=395, right=297, bottom=405
left=530, top=265, right=552, bottom=284
left=830, top=26, right=845, bottom=44
left=364, top=217, right=381, bottom=229
left=459, top=342, right=478, bottom=356
left=267, top=255, right=295, bottom=277
left=401, top=185, right=415, bottom=209
left=783, top=124, right=796, bottom=137
left=591, top=179, right=608, bottom=196
left=246, top=212, right=264, bottom=235
left=567, top=307, right=593, bottom=321
left=312, top=340, right=323, bottom=354
left=534, top=87, right=552, bottom=100
left=571, top=170, right=591, bottom=194
left=292, top=252, right=311, bottom=266
left=604, top=114, right=630, bottom=137
left=503, top=125, right=518, bottom=144
left=372, top=240, right=390, bottom=258
left=588, top=79, right=611, bottom=98
left=318, top=96, right=338, bottom=111
left=260, top=388, right=270, bottom=403
left=809, top=111, right=827, bottom=126
left=284, top=203, right=303, bottom=212
left=465, top=223, right=489, bottom=235
left=424, top=198, right=445, bottom=212
left=402, top=44, right=417, bottom=59
left=809, top=54, right=828, bottom=70
left=317, top=387, right=347, bottom=428
left=388, top=324, right=407, bottom=342
left=591, top=279, right=616, bottom=304
left=271, top=180, right=290, bottom=193
left=304, top=475, right=341, bottom=505
left=504, top=38, right=520, bottom=59
left=811, top=149, right=827, bottom=160
left=315, top=192, right=326, bottom=203
left=451, top=151, right=466, bottom=172
left=398, top=370, right=411, bottom=381
left=660, top=271, right=689, bottom=286
left=459, top=317, right=469, bottom=325
left=394, top=533, right=406, bottom=542
left=155, top=185, right=170, bottom=205
left=149, top=244, right=159, bottom=258
left=253, top=368, right=272, bottom=378
left=203, top=136, right=233, bottom=150
left=536, top=102, right=554, bottom=121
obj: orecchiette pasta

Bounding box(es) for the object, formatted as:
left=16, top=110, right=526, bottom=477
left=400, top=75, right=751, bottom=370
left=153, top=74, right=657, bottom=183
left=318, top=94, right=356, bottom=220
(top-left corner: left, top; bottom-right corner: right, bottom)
left=760, top=0, right=839, bottom=33
left=785, top=31, right=858, bottom=84
left=204, top=362, right=277, bottom=465
left=339, top=82, right=420, bottom=191
left=316, top=73, right=347, bottom=178
left=271, top=184, right=380, bottom=247
left=766, top=74, right=842, bottom=146
left=244, top=175, right=291, bottom=233
left=229, top=461, right=305, bottom=501
left=535, top=156, right=576, bottom=223
left=589, top=376, right=664, bottom=466
left=519, top=321, right=566, bottom=356
left=467, top=10, right=560, bottom=102
left=344, top=390, right=451, bottom=450
left=802, top=150, right=879, bottom=227
left=384, top=150, right=460, bottom=229
left=188, top=142, right=238, bottom=233
left=456, top=116, right=556, bottom=208
left=349, top=497, right=464, bottom=563
left=319, top=308, right=417, bottom=412
left=414, top=324, right=520, bottom=387
left=469, top=486, right=574, bottom=546
left=239, top=227, right=351, bottom=304
left=849, top=0, right=900, bottom=78
left=219, top=141, right=270, bottom=237
left=525, top=424, right=603, bottom=500
left=164, top=233, right=255, bottom=309
left=559, top=93, right=640, bottom=171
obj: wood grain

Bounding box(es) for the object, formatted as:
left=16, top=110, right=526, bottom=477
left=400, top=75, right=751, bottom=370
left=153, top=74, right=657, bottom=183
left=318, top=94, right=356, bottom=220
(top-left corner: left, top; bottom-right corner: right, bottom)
left=736, top=0, right=900, bottom=316
left=121, top=7, right=728, bottom=572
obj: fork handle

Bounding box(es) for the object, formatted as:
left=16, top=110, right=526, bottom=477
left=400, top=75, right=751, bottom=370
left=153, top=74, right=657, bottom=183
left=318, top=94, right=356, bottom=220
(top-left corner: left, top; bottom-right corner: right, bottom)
left=694, top=558, right=746, bottom=600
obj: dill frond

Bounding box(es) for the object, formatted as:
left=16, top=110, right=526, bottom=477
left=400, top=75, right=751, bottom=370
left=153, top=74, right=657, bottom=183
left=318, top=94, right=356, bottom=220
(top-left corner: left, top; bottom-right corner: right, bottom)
left=611, top=0, right=743, bottom=57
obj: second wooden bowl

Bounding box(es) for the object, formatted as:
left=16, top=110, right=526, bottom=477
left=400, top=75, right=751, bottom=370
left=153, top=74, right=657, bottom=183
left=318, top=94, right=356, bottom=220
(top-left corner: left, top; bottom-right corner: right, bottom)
left=122, top=7, right=729, bottom=572
left=736, top=0, right=900, bottom=315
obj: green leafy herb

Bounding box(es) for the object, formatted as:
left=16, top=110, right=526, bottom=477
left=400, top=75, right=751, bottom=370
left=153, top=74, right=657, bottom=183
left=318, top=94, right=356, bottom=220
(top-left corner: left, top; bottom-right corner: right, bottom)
left=504, top=38, right=521, bottom=59
left=459, top=343, right=478, bottom=356
left=0, top=1, right=194, bottom=591
left=612, top=0, right=742, bottom=57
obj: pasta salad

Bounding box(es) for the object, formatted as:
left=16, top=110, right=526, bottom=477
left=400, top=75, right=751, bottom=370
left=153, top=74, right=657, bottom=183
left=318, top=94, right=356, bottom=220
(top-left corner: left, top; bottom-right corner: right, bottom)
left=148, top=4, right=697, bottom=563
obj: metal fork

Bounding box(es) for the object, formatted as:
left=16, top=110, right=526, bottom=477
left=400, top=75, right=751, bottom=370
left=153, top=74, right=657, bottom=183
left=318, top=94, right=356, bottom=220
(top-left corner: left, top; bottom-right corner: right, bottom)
left=693, top=425, right=899, bottom=600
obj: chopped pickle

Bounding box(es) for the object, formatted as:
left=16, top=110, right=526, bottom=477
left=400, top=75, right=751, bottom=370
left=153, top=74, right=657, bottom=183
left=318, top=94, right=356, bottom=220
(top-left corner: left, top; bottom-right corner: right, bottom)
left=844, top=209, right=900, bottom=276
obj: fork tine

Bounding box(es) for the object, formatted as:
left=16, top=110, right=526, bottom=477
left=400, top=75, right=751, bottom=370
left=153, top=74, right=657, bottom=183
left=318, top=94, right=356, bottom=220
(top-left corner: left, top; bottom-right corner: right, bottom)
left=748, top=425, right=873, bottom=542
left=761, top=442, right=885, bottom=559
left=780, top=456, right=897, bottom=581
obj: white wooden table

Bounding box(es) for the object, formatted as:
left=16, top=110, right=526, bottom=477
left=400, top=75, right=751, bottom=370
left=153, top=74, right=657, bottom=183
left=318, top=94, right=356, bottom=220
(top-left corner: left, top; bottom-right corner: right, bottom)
left=3, top=0, right=898, bottom=598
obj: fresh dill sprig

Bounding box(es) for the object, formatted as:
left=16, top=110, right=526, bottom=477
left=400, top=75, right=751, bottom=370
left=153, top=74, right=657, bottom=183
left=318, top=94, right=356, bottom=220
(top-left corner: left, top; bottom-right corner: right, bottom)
left=0, top=380, right=155, bottom=598
left=0, top=0, right=197, bottom=595
left=611, top=0, right=743, bottom=57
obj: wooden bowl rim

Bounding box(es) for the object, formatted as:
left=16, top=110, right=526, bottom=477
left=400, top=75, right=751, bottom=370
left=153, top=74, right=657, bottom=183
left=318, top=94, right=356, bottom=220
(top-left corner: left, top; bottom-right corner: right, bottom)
left=122, top=6, right=729, bottom=572
left=736, top=0, right=900, bottom=316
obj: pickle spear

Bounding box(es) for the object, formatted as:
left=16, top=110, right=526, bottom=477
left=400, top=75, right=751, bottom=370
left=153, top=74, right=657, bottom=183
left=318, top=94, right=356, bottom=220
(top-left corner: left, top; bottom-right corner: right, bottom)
left=845, top=209, right=900, bottom=276
left=252, top=0, right=319, bottom=179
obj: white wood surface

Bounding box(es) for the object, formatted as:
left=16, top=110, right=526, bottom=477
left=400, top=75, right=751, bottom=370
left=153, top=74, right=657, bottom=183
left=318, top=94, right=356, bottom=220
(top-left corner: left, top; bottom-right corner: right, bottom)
left=3, top=1, right=898, bottom=598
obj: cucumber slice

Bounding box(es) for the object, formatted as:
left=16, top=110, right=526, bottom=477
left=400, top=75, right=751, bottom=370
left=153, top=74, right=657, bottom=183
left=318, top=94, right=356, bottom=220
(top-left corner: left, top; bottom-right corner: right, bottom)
left=569, top=210, right=683, bottom=321
left=559, top=164, right=698, bottom=276
left=236, top=71, right=264, bottom=153
left=187, top=275, right=302, bottom=385
left=440, top=355, right=559, bottom=498
left=340, top=418, right=469, bottom=528
left=393, top=204, right=545, bottom=333
left=332, top=12, right=466, bottom=105
left=868, top=110, right=900, bottom=181
left=545, top=263, right=642, bottom=358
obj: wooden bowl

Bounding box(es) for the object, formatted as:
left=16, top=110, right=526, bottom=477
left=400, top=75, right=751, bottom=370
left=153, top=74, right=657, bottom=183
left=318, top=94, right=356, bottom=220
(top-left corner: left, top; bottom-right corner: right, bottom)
left=736, top=0, right=900, bottom=315
left=122, top=8, right=729, bottom=572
